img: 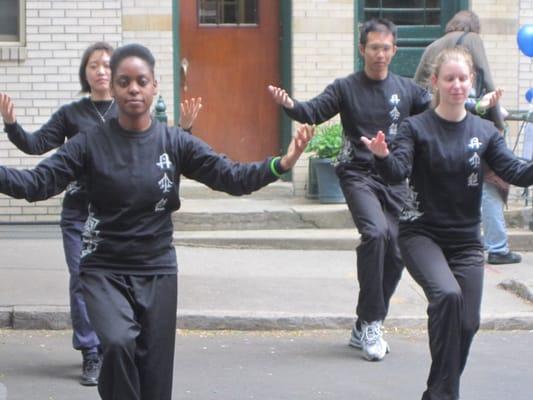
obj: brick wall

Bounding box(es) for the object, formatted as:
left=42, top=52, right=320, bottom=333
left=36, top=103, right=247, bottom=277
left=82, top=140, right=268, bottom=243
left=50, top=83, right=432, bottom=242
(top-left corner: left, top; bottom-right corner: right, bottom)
left=1, top=1, right=531, bottom=218
left=291, top=0, right=354, bottom=197
left=0, top=0, right=122, bottom=222
left=121, top=0, right=175, bottom=125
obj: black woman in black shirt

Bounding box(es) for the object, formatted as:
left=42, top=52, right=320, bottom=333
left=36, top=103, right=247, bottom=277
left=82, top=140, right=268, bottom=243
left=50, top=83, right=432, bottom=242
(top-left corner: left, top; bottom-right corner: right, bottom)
left=0, top=42, right=202, bottom=387
left=0, top=43, right=313, bottom=400
left=363, top=47, right=533, bottom=400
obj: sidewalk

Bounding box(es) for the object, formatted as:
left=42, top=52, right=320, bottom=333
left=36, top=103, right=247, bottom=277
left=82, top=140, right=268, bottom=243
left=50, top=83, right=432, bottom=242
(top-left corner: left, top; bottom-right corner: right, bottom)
left=0, top=225, right=532, bottom=331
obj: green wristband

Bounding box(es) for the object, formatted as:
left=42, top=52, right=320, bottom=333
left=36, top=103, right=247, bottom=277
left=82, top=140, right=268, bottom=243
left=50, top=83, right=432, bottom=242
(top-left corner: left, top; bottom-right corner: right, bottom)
left=475, top=101, right=487, bottom=116
left=270, top=156, right=283, bottom=178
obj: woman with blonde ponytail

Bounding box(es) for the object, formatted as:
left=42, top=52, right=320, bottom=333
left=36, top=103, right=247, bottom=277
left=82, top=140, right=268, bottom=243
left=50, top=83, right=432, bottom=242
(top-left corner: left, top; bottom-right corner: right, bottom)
left=362, top=46, right=530, bottom=400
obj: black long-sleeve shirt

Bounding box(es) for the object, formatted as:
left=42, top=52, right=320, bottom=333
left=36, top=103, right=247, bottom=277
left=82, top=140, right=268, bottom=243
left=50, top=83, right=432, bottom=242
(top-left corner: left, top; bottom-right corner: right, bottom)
left=284, top=71, right=432, bottom=172
left=3, top=97, right=117, bottom=209
left=375, top=109, right=533, bottom=235
left=0, top=118, right=279, bottom=274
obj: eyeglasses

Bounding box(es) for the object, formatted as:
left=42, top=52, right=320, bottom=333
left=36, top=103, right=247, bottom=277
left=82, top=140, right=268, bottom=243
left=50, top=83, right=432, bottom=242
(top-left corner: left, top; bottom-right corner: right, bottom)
left=365, top=44, right=394, bottom=54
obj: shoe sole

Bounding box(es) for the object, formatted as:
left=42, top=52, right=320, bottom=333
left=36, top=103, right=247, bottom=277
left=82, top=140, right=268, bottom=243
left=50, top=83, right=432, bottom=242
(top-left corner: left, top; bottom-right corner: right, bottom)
left=79, top=379, right=98, bottom=387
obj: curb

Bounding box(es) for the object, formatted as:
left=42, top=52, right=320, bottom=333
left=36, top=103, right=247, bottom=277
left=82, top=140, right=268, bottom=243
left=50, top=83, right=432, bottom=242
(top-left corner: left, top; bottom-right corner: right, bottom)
left=2, top=307, right=533, bottom=331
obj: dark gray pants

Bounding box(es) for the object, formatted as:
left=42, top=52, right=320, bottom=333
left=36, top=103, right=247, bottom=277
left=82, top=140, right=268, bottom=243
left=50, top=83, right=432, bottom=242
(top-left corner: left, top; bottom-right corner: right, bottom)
left=399, top=231, right=484, bottom=400
left=60, top=206, right=100, bottom=354
left=338, top=168, right=405, bottom=322
left=81, top=271, right=177, bottom=400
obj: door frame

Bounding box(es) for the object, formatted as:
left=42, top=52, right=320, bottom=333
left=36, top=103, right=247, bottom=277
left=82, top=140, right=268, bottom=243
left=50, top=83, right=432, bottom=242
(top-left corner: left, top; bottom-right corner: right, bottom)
left=172, top=0, right=293, bottom=159
left=353, top=0, right=470, bottom=74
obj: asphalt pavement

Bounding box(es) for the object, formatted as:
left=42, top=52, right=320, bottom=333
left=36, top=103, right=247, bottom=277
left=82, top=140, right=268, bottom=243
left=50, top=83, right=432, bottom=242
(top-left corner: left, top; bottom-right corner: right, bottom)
left=0, top=329, right=531, bottom=400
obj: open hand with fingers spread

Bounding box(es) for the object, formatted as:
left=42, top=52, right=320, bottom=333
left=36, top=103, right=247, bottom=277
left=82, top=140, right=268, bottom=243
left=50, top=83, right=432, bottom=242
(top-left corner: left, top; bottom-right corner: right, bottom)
left=268, top=85, right=295, bottom=109
left=179, top=97, right=202, bottom=130
left=280, top=124, right=315, bottom=170
left=360, top=131, right=389, bottom=159
left=0, top=93, right=16, bottom=124
left=476, top=88, right=503, bottom=113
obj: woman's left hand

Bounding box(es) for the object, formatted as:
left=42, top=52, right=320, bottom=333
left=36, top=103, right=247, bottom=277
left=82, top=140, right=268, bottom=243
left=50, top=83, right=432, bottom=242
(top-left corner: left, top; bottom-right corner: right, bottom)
left=179, top=97, right=202, bottom=130
left=477, top=88, right=503, bottom=112
left=280, top=124, right=315, bottom=170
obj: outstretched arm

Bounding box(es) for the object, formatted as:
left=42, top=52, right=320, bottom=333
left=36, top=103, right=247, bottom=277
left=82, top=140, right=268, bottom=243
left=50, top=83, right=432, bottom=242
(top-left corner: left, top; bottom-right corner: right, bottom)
left=268, top=85, right=295, bottom=109
left=0, top=93, right=16, bottom=124
left=1, top=92, right=68, bottom=155
left=179, top=97, right=202, bottom=131
left=0, top=133, right=86, bottom=202
left=178, top=124, right=314, bottom=196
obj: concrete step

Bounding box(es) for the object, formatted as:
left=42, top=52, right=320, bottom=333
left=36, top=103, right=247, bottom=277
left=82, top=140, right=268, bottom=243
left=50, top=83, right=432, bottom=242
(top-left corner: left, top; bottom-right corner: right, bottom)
left=179, top=180, right=294, bottom=199
left=172, top=227, right=533, bottom=251
left=173, top=229, right=360, bottom=250
left=172, top=198, right=353, bottom=231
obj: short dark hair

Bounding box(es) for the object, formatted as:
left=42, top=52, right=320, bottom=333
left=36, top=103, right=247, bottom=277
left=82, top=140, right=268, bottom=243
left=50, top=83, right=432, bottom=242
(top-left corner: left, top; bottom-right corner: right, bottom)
left=359, top=18, right=397, bottom=46
left=78, top=42, right=114, bottom=93
left=445, top=11, right=481, bottom=34
left=110, top=43, right=156, bottom=79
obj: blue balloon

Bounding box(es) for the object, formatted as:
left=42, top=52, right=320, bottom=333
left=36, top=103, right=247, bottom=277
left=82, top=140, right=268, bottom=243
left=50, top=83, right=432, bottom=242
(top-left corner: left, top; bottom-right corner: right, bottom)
left=518, top=25, right=533, bottom=57
left=526, top=88, right=533, bottom=103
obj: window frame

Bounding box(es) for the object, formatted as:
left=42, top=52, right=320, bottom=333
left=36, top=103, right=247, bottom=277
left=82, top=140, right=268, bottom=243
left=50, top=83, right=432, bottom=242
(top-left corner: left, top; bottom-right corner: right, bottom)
left=0, top=0, right=26, bottom=47
left=198, top=0, right=259, bottom=27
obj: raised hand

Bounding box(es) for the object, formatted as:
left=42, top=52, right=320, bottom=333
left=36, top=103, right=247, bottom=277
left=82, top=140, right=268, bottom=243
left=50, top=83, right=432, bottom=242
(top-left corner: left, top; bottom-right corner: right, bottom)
left=280, top=124, right=315, bottom=170
left=179, top=97, right=202, bottom=130
left=0, top=93, right=16, bottom=124
left=477, top=88, right=503, bottom=112
left=360, top=131, right=389, bottom=158
left=268, top=85, right=294, bottom=109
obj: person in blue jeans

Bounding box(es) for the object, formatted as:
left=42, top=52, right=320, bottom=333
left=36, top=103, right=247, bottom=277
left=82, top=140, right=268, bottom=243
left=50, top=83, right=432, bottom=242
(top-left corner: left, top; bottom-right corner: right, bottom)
left=0, top=42, right=202, bottom=386
left=482, top=182, right=521, bottom=264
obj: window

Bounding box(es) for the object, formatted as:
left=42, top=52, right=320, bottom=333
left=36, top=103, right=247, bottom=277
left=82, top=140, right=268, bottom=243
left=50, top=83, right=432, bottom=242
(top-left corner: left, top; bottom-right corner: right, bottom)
left=363, top=0, right=441, bottom=27
left=0, top=0, right=25, bottom=45
left=199, top=0, right=258, bottom=26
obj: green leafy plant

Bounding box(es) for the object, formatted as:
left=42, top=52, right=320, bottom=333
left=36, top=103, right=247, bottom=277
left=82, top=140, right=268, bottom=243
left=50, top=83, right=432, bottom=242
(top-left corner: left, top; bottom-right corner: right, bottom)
left=305, top=123, right=343, bottom=160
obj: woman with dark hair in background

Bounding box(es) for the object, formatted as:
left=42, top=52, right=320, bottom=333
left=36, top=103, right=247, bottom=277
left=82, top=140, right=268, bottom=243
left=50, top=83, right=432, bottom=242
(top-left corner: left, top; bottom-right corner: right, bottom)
left=0, top=41, right=201, bottom=386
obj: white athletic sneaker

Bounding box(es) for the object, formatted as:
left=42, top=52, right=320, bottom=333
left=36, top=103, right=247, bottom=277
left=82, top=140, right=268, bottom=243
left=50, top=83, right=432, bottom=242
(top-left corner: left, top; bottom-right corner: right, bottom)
left=360, top=320, right=389, bottom=361
left=348, top=320, right=362, bottom=349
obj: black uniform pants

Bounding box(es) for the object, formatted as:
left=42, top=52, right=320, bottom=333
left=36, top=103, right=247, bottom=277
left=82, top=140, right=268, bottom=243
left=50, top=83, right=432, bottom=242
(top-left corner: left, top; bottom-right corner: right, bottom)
left=399, top=231, right=484, bottom=400
left=338, top=168, right=405, bottom=322
left=81, top=271, right=177, bottom=400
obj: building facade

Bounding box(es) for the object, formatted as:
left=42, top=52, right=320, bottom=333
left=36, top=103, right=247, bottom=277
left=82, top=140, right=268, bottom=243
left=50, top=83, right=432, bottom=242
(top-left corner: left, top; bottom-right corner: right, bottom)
left=0, top=0, right=530, bottom=221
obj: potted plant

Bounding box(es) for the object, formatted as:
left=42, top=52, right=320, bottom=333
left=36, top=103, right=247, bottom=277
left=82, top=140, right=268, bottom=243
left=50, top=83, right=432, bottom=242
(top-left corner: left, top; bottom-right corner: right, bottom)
left=305, top=123, right=345, bottom=204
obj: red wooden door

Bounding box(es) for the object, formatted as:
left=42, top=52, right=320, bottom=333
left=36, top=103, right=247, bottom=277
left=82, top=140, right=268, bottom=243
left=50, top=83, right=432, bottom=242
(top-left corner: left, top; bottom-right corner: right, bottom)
left=180, top=0, right=280, bottom=162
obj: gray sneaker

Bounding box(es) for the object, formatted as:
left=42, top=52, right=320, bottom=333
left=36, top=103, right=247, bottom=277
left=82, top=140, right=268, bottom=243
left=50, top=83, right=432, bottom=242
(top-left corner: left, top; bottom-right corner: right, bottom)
left=348, top=321, right=362, bottom=349
left=360, top=320, right=389, bottom=361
